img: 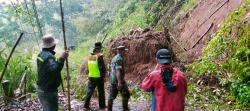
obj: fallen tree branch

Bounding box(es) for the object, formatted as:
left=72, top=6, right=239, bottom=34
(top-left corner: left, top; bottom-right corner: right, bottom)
left=15, top=93, right=31, bottom=101
left=0, top=33, right=24, bottom=83
left=187, top=0, right=229, bottom=46
left=15, top=67, right=28, bottom=97
left=168, top=31, right=187, bottom=52
left=192, top=23, right=214, bottom=48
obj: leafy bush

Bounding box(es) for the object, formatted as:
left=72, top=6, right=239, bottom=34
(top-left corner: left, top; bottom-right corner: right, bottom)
left=106, top=0, right=158, bottom=38
left=0, top=49, right=37, bottom=96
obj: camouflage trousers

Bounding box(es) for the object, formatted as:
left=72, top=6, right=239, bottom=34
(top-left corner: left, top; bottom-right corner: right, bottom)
left=108, top=82, right=130, bottom=111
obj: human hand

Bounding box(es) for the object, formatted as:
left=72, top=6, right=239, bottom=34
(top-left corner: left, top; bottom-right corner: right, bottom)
left=106, top=71, right=110, bottom=77
left=117, top=82, right=122, bottom=90
left=61, top=50, right=69, bottom=59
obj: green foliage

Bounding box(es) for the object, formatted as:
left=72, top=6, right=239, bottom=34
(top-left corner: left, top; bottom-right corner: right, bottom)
left=72, top=78, right=88, bottom=100
left=73, top=0, right=126, bottom=44
left=129, top=85, right=151, bottom=102
left=118, top=0, right=138, bottom=20
left=189, top=59, right=217, bottom=75
left=0, top=49, right=37, bottom=95
left=230, top=83, right=250, bottom=105
left=189, top=1, right=250, bottom=106
left=185, top=82, right=246, bottom=110
left=105, top=0, right=158, bottom=39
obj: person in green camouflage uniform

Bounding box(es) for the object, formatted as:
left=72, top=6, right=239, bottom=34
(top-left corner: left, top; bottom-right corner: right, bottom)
left=108, top=45, right=130, bottom=111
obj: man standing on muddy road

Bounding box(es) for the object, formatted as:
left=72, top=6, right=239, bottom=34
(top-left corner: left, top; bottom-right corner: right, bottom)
left=108, top=45, right=130, bottom=111
left=141, top=48, right=187, bottom=111
left=37, top=34, right=69, bottom=111
left=83, top=42, right=107, bottom=110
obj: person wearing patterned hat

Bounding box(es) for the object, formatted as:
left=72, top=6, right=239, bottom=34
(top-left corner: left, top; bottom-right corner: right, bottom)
left=37, top=34, right=69, bottom=111
left=108, top=45, right=130, bottom=111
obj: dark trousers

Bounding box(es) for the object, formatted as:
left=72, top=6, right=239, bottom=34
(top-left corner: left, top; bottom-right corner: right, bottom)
left=37, top=87, right=58, bottom=111
left=84, top=77, right=106, bottom=109
left=108, top=82, right=130, bottom=111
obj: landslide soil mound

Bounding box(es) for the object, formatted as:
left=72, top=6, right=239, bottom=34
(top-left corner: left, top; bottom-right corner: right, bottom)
left=107, top=28, right=174, bottom=83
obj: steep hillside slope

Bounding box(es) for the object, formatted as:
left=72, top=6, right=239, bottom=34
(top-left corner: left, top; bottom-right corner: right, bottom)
left=170, top=0, right=245, bottom=62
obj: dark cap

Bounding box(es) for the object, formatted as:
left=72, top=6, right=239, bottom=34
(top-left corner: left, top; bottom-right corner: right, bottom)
left=94, top=42, right=102, bottom=49
left=116, top=45, right=128, bottom=51
left=156, top=49, right=172, bottom=64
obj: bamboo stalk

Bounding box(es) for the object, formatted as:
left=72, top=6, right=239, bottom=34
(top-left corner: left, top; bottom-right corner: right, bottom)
left=31, top=0, right=43, bottom=38
left=23, top=0, right=41, bottom=48
left=0, top=33, right=24, bottom=83
left=59, top=0, right=71, bottom=110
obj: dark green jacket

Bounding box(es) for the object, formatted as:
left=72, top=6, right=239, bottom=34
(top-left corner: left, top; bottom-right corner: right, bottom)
left=37, top=49, right=65, bottom=92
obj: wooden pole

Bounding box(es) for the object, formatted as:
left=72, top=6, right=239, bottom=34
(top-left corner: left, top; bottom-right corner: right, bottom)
left=0, top=33, right=24, bottom=83
left=59, top=0, right=71, bottom=110
left=101, top=33, right=108, bottom=44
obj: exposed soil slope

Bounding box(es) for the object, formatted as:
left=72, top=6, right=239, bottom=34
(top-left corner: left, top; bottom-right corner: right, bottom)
left=172, top=0, right=245, bottom=61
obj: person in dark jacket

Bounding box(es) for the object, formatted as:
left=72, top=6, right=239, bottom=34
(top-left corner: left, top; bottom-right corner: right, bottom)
left=83, top=42, right=106, bottom=110
left=37, top=34, right=68, bottom=111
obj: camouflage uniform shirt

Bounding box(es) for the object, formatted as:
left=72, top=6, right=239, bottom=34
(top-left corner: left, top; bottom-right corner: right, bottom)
left=110, top=54, right=125, bottom=84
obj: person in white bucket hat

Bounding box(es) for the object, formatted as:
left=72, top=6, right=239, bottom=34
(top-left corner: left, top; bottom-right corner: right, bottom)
left=37, top=34, right=69, bottom=111
left=41, top=34, right=59, bottom=48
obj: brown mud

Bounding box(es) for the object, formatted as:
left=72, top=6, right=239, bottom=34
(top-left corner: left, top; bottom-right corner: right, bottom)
left=107, top=28, right=173, bottom=83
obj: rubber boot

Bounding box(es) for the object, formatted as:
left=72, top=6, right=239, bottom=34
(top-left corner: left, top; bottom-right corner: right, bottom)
left=122, top=99, right=129, bottom=111
left=108, top=100, right=113, bottom=111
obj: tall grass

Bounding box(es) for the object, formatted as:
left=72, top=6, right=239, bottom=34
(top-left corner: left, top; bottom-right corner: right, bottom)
left=105, top=0, right=155, bottom=40
left=0, top=49, right=37, bottom=96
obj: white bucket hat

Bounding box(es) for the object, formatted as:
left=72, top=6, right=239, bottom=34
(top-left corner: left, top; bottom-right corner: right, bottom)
left=42, top=34, right=58, bottom=48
